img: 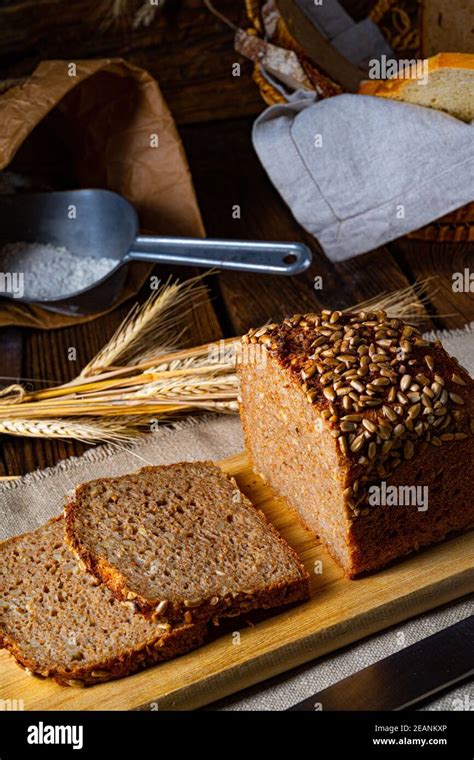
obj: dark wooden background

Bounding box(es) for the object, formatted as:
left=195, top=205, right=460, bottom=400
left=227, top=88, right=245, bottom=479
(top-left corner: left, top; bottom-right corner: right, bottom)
left=0, top=0, right=472, bottom=475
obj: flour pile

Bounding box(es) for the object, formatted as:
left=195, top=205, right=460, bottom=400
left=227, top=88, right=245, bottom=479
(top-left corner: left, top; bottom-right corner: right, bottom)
left=0, top=242, right=116, bottom=300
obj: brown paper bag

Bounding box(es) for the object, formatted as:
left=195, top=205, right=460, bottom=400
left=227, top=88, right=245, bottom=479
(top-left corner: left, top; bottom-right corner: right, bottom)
left=0, top=58, right=204, bottom=329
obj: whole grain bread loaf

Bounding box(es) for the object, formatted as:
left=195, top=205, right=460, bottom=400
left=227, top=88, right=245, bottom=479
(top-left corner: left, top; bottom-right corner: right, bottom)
left=64, top=461, right=309, bottom=622
left=0, top=518, right=206, bottom=686
left=238, top=310, right=474, bottom=577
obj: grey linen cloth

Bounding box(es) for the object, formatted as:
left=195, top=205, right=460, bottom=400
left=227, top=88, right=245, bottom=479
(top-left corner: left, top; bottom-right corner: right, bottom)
left=252, top=94, right=474, bottom=261
left=1, top=325, right=473, bottom=710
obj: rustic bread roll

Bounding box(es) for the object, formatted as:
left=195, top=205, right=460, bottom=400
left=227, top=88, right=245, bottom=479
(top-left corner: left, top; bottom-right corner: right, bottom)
left=358, top=53, right=474, bottom=122
left=65, top=461, right=309, bottom=622
left=238, top=311, right=474, bottom=577
left=0, top=518, right=206, bottom=686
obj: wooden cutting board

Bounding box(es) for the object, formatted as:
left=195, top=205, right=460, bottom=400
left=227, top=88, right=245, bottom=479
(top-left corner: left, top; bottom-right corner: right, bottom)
left=1, top=452, right=473, bottom=711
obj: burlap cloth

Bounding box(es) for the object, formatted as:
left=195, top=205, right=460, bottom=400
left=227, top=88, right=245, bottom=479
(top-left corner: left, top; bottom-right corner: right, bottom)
left=1, top=325, right=473, bottom=710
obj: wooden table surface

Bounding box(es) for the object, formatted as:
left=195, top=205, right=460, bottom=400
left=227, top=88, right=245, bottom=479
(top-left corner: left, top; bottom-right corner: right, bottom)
left=0, top=0, right=473, bottom=476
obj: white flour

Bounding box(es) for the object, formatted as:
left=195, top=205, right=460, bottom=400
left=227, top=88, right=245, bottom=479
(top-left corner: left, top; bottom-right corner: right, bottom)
left=0, top=241, right=116, bottom=300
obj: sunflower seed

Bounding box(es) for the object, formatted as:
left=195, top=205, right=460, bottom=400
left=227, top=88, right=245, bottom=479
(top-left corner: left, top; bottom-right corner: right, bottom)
left=336, top=386, right=352, bottom=396
left=424, top=355, right=435, bottom=371
left=400, top=374, right=412, bottom=392
left=416, top=374, right=430, bottom=385
left=301, top=365, right=316, bottom=380
left=323, top=387, right=336, bottom=402
left=407, top=403, right=421, bottom=420
left=451, top=373, right=467, bottom=386
left=393, top=423, right=405, bottom=438
left=341, top=421, right=358, bottom=432
left=382, top=405, right=398, bottom=422
left=338, top=435, right=348, bottom=455
left=449, top=392, right=465, bottom=405
left=311, top=336, right=327, bottom=348
left=342, top=395, right=353, bottom=410
left=350, top=434, right=365, bottom=452
left=397, top=391, right=409, bottom=404
left=362, top=419, right=377, bottom=433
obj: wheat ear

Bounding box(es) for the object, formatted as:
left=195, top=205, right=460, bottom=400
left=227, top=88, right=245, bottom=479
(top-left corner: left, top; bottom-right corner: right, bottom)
left=0, top=418, right=141, bottom=442
left=347, top=278, right=447, bottom=324
left=80, top=275, right=210, bottom=377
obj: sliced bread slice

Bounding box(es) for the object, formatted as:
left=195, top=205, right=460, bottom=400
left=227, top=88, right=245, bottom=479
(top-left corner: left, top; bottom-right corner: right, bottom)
left=358, top=53, right=474, bottom=122
left=0, top=517, right=206, bottom=686
left=64, top=461, right=309, bottom=623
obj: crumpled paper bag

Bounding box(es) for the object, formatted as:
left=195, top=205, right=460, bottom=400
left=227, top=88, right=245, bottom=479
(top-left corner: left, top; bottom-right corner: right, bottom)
left=0, top=58, right=204, bottom=328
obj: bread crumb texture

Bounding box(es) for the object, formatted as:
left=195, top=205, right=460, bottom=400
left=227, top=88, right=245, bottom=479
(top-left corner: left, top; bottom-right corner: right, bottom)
left=65, top=461, right=309, bottom=621
left=0, top=518, right=206, bottom=686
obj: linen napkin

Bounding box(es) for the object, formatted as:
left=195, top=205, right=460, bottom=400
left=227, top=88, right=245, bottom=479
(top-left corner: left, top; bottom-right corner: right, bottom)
left=252, top=93, right=474, bottom=261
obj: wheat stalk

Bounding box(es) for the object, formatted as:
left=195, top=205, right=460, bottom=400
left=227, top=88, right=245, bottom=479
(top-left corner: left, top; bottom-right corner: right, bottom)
left=347, top=278, right=447, bottom=324
left=81, top=275, right=210, bottom=377
left=0, top=417, right=142, bottom=442
left=0, top=278, right=443, bottom=443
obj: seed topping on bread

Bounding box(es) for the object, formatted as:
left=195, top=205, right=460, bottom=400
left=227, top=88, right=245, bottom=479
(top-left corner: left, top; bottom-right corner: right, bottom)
left=243, top=310, right=473, bottom=516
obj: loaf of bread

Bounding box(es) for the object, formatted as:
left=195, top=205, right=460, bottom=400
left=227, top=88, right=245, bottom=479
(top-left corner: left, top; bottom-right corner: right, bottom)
left=358, top=53, right=474, bottom=122
left=0, top=518, right=206, bottom=686
left=421, top=0, right=474, bottom=57
left=238, top=310, right=474, bottom=577
left=65, top=461, right=309, bottom=623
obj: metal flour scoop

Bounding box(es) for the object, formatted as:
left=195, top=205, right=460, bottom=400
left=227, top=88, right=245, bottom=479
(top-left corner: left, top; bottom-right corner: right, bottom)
left=0, top=190, right=312, bottom=315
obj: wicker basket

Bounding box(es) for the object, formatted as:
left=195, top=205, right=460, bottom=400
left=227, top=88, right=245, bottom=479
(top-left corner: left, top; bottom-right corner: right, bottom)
left=245, top=0, right=474, bottom=242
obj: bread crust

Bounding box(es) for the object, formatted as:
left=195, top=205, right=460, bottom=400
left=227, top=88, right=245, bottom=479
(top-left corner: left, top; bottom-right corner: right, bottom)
left=0, top=517, right=207, bottom=687
left=64, top=462, right=310, bottom=624
left=0, top=619, right=207, bottom=687
left=359, top=53, right=474, bottom=97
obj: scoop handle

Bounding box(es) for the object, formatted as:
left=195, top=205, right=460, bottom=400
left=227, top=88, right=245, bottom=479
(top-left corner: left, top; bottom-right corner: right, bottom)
left=126, top=235, right=312, bottom=276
